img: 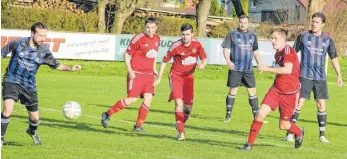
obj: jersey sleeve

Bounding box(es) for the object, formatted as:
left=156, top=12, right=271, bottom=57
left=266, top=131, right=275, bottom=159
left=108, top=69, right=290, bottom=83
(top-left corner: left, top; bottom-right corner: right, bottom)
left=283, top=48, right=296, bottom=64
left=1, top=40, right=19, bottom=57
left=221, top=31, right=233, bottom=48
left=43, top=49, right=60, bottom=69
left=293, top=34, right=303, bottom=53
left=163, top=44, right=176, bottom=63
left=327, top=39, right=338, bottom=59
left=253, top=35, right=259, bottom=51
left=198, top=43, right=207, bottom=60
left=125, top=36, right=140, bottom=55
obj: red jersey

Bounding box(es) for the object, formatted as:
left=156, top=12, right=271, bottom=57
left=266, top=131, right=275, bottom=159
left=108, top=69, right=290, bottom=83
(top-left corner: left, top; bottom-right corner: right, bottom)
left=273, top=45, right=300, bottom=94
left=163, top=39, right=207, bottom=76
left=126, top=33, right=160, bottom=73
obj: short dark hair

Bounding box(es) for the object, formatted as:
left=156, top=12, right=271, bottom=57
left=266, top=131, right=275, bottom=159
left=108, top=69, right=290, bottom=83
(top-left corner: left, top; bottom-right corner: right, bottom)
left=31, top=22, right=48, bottom=33
left=180, top=23, right=193, bottom=32
left=145, top=17, right=158, bottom=25
left=239, top=15, right=249, bottom=20
left=271, top=28, right=288, bottom=41
left=312, top=12, right=326, bottom=23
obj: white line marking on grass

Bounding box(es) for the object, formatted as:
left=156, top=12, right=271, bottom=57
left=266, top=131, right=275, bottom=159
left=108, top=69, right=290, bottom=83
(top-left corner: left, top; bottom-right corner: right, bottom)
left=40, top=107, right=347, bottom=157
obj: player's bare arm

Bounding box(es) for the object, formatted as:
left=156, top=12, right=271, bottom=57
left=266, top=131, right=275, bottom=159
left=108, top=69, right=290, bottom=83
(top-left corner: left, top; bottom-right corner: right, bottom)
left=197, top=58, right=207, bottom=70
left=124, top=52, right=135, bottom=79
left=56, top=64, right=82, bottom=72
left=253, top=50, right=261, bottom=65
left=331, top=58, right=344, bottom=87
left=153, top=62, right=168, bottom=87
left=223, top=48, right=234, bottom=70
left=259, top=62, right=293, bottom=75
left=153, top=57, right=158, bottom=78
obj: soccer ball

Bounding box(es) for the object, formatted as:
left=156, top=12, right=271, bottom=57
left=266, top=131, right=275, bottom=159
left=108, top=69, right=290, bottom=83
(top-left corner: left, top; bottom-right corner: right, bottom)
left=62, top=101, right=81, bottom=120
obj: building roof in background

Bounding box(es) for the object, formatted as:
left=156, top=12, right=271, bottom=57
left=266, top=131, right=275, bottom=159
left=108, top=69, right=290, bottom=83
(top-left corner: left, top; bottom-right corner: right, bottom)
left=298, top=0, right=308, bottom=8
left=323, top=0, right=347, bottom=12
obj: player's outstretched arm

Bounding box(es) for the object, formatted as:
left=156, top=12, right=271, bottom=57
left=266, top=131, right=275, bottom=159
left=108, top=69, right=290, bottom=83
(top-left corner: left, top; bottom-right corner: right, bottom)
left=56, top=64, right=82, bottom=72
left=331, top=58, right=343, bottom=87
left=259, top=63, right=293, bottom=75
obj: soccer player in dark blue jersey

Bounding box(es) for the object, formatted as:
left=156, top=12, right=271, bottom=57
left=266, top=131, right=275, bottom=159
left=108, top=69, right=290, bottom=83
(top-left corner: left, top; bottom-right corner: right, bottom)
left=221, top=15, right=262, bottom=122
left=1, top=22, right=82, bottom=146
left=285, top=12, right=343, bottom=143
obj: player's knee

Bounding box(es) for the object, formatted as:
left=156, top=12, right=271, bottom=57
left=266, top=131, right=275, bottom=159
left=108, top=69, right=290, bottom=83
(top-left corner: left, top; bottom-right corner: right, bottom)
left=29, top=116, right=40, bottom=123
left=125, top=97, right=138, bottom=105
left=229, top=88, right=238, bottom=95
left=143, top=100, right=152, bottom=107
left=279, top=121, right=290, bottom=130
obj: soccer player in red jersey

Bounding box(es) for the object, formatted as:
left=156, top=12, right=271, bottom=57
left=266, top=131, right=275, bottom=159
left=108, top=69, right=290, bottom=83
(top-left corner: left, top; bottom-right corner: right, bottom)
left=100, top=17, right=160, bottom=132
left=241, top=28, right=304, bottom=150
left=154, top=24, right=207, bottom=141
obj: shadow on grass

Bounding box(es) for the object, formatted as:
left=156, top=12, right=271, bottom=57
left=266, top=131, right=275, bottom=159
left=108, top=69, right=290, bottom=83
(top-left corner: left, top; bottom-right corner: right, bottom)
left=3, top=141, right=25, bottom=146
left=88, top=103, right=225, bottom=122
left=267, top=115, right=347, bottom=127
left=117, top=131, right=278, bottom=150
left=11, top=114, right=127, bottom=134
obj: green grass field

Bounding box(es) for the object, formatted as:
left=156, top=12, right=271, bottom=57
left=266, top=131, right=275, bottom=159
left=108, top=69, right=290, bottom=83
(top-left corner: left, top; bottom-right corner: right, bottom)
left=1, top=58, right=347, bottom=159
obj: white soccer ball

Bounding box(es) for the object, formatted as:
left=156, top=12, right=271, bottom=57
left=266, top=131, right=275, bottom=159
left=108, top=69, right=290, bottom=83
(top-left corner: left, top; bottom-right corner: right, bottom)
left=62, top=101, right=81, bottom=120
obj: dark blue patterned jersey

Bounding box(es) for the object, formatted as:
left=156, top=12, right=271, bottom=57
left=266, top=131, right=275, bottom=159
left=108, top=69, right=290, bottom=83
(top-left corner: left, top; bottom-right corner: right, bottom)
left=293, top=31, right=337, bottom=80
left=221, top=29, right=259, bottom=72
left=1, top=37, right=60, bottom=91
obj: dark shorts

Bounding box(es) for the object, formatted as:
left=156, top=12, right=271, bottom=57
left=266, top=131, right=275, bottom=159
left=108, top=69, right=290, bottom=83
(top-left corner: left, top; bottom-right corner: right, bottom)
left=2, top=82, right=38, bottom=112
left=227, top=70, right=256, bottom=88
left=299, top=77, right=328, bottom=100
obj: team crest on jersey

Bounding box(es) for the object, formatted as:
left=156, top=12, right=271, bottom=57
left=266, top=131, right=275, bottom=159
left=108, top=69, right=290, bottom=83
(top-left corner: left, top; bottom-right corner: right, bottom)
left=35, top=58, right=43, bottom=63
left=307, top=41, right=312, bottom=47
left=145, top=44, right=148, bottom=47
left=192, top=49, right=196, bottom=53
left=322, top=42, right=326, bottom=47
left=249, top=39, right=253, bottom=44
left=237, top=39, right=242, bottom=44
left=155, top=42, right=158, bottom=46
left=181, top=52, right=185, bottom=55
left=19, top=52, right=24, bottom=57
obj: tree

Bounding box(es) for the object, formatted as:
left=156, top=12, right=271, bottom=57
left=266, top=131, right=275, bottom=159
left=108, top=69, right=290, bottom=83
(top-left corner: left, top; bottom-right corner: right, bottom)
left=219, top=0, right=225, bottom=16
left=97, top=0, right=108, bottom=33
left=210, top=0, right=220, bottom=16
left=111, top=0, right=138, bottom=34
left=196, top=0, right=211, bottom=37
left=222, top=0, right=246, bottom=17
left=306, top=0, right=327, bottom=28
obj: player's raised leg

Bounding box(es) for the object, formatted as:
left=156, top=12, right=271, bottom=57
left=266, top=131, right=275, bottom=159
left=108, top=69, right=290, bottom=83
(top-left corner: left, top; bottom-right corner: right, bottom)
left=101, top=97, right=137, bottom=128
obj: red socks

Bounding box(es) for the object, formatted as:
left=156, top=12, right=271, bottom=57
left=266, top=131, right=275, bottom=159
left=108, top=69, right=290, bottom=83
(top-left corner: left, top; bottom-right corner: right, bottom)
left=288, top=122, right=301, bottom=136
left=107, top=99, right=127, bottom=116
left=135, top=103, right=149, bottom=127
left=175, top=111, right=185, bottom=133
left=247, top=119, right=263, bottom=145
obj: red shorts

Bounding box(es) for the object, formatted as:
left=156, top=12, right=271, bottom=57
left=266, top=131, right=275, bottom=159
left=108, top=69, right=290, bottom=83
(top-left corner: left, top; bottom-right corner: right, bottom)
left=168, top=73, right=194, bottom=105
left=127, top=72, right=155, bottom=98
left=262, top=86, right=299, bottom=121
